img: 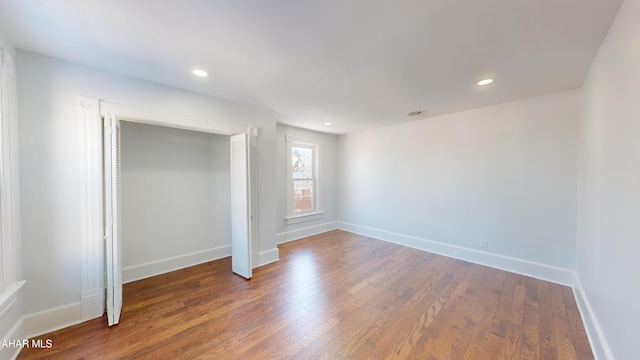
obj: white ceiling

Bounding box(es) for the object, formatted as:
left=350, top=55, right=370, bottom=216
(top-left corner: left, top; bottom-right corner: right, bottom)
left=0, top=0, right=622, bottom=134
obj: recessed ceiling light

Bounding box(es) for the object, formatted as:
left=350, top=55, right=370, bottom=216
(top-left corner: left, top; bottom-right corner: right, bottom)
left=407, top=110, right=423, bottom=117
left=324, top=122, right=332, bottom=126
left=192, top=69, right=209, bottom=77
left=477, top=78, right=493, bottom=86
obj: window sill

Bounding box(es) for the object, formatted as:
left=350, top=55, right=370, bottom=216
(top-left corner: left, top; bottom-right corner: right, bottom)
left=285, top=211, right=325, bottom=225
left=0, top=280, right=26, bottom=316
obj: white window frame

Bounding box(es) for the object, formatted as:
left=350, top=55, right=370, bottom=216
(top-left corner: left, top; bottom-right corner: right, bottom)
left=285, top=134, right=323, bottom=224
left=0, top=48, right=25, bottom=309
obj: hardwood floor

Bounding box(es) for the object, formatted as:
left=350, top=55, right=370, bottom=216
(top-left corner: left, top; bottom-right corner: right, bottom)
left=18, top=230, right=593, bottom=359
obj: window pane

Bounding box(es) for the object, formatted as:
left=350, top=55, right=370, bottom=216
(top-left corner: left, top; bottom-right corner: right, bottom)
left=292, top=147, right=313, bottom=179
left=293, top=179, right=313, bottom=213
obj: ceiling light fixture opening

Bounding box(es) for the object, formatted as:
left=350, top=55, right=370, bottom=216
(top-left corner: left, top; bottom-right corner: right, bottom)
left=324, top=122, right=332, bottom=126
left=407, top=110, right=423, bottom=117
left=192, top=69, right=209, bottom=77
left=477, top=78, right=494, bottom=86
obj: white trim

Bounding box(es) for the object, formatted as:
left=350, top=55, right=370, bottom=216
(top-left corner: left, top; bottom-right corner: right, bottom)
left=123, top=245, right=231, bottom=284
left=81, top=288, right=103, bottom=322
left=77, top=97, right=104, bottom=322
left=286, top=134, right=322, bottom=219
left=248, top=132, right=260, bottom=256
left=0, top=48, right=18, bottom=292
left=0, top=318, right=26, bottom=360
left=0, top=317, right=24, bottom=360
left=99, top=102, right=246, bottom=136
left=572, top=275, right=614, bottom=360
left=255, top=248, right=279, bottom=267
left=0, top=280, right=24, bottom=360
left=0, top=49, right=23, bottom=360
left=0, top=280, right=24, bottom=317
left=277, top=221, right=337, bottom=244
left=285, top=134, right=323, bottom=146
left=284, top=211, right=325, bottom=224
left=22, top=302, right=81, bottom=340
left=337, top=222, right=576, bottom=286
left=78, top=97, right=263, bottom=324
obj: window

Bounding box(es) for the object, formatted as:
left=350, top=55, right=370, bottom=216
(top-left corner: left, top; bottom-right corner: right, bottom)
left=286, top=135, right=323, bottom=224
left=292, top=145, right=314, bottom=212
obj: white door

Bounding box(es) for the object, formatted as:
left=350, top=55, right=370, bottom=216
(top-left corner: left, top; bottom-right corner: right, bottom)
left=230, top=133, right=252, bottom=279
left=104, top=113, right=122, bottom=326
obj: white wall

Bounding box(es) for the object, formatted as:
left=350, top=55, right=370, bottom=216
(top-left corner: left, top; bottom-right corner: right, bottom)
left=338, top=90, right=580, bottom=279
left=121, top=122, right=231, bottom=283
left=16, top=50, right=278, bottom=323
left=577, top=0, right=640, bottom=358
left=276, top=124, right=338, bottom=243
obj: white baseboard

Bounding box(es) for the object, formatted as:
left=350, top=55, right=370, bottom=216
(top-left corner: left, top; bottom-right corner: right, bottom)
left=255, top=248, right=279, bottom=267
left=572, top=275, right=614, bottom=360
left=337, top=222, right=576, bottom=286
left=9, top=226, right=607, bottom=360
left=277, top=221, right=338, bottom=244
left=123, top=245, right=231, bottom=284
left=81, top=288, right=104, bottom=322
left=22, top=302, right=81, bottom=340
left=10, top=245, right=277, bottom=353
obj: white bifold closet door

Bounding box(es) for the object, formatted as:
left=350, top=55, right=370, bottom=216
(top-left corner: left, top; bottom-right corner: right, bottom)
left=103, top=113, right=123, bottom=326
left=230, top=133, right=252, bottom=279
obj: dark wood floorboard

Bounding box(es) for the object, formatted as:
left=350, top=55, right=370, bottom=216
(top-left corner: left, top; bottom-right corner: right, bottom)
left=17, top=230, right=594, bottom=359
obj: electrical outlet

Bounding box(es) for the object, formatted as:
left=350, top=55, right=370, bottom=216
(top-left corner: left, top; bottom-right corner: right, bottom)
left=480, top=239, right=488, bottom=249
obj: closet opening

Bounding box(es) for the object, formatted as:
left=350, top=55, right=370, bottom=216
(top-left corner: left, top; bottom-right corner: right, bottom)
left=92, top=102, right=255, bottom=326
left=119, top=121, right=232, bottom=284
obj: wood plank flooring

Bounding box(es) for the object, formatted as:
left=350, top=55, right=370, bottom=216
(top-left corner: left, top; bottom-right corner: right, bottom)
left=17, top=230, right=593, bottom=359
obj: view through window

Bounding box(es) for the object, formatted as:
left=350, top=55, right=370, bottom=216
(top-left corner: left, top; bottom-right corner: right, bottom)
left=292, top=146, right=314, bottom=213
